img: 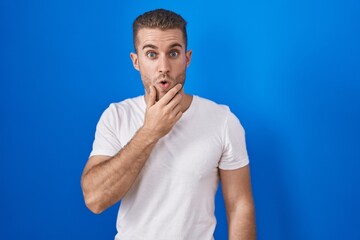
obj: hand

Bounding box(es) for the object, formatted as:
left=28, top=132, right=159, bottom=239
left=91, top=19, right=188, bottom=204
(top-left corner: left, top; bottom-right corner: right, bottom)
left=142, top=84, right=183, bottom=141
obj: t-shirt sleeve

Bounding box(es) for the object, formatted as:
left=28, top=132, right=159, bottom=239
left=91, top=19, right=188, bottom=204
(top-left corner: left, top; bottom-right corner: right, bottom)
left=89, top=104, right=123, bottom=157
left=219, top=109, right=249, bottom=170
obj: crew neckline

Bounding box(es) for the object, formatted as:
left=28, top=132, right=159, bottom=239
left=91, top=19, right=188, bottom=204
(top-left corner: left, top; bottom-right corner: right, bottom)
left=140, top=95, right=197, bottom=121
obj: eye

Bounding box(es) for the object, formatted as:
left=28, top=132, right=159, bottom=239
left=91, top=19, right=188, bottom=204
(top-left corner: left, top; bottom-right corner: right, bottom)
left=146, top=51, right=157, bottom=59
left=169, top=51, right=179, bottom=58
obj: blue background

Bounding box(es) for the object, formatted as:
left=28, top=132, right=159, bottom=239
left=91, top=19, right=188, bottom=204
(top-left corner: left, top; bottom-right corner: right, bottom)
left=1, top=0, right=359, bottom=239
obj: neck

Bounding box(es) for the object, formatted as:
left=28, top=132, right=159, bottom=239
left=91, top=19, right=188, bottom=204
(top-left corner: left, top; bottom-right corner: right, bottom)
left=144, top=91, right=193, bottom=113
left=180, top=93, right=193, bottom=113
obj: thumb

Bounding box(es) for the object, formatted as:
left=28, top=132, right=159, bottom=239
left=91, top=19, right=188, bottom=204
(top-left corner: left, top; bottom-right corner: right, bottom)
left=147, top=86, right=156, bottom=108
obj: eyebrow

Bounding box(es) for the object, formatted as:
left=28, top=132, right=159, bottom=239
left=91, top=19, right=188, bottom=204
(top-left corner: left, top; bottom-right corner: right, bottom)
left=169, top=43, right=183, bottom=49
left=142, top=43, right=183, bottom=50
left=142, top=44, right=158, bottom=50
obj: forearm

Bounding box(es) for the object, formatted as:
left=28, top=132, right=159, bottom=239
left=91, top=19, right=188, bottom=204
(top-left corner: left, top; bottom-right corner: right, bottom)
left=81, top=127, right=158, bottom=214
left=82, top=84, right=184, bottom=214
left=228, top=203, right=256, bottom=240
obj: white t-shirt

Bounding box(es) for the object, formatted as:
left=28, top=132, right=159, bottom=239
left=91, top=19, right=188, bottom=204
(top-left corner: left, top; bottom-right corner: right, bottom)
left=90, top=95, right=249, bottom=240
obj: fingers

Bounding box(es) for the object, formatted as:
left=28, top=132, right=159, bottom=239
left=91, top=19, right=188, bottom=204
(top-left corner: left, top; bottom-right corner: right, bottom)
left=172, top=102, right=182, bottom=113
left=142, top=83, right=184, bottom=139
left=165, top=93, right=182, bottom=112
left=158, top=84, right=182, bottom=106
left=147, top=85, right=156, bottom=108
left=164, top=103, right=183, bottom=124
left=174, top=110, right=183, bottom=122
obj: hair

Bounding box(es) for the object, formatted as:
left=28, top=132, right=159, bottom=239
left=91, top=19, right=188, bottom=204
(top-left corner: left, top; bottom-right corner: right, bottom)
left=132, top=9, right=188, bottom=51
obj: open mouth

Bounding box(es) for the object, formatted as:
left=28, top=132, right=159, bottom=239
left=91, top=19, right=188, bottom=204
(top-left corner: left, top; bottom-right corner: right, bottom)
left=158, top=80, right=170, bottom=90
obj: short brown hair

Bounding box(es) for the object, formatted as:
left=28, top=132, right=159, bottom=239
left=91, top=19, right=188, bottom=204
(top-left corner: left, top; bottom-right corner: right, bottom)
left=132, top=9, right=188, bottom=51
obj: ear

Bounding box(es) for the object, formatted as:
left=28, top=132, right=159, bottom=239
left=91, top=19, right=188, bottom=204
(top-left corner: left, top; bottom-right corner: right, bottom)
left=185, top=50, right=192, bottom=68
left=130, top=52, right=139, bottom=71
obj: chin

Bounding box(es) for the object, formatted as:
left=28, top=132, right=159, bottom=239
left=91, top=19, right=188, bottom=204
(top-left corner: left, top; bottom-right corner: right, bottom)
left=156, top=92, right=166, bottom=101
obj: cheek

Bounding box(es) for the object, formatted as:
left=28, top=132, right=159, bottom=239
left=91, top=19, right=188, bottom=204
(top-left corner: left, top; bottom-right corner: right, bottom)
left=174, top=62, right=187, bottom=76
left=139, top=61, right=156, bottom=77
left=175, top=72, right=186, bottom=82
left=142, top=72, right=155, bottom=82
left=141, top=74, right=152, bottom=88
left=139, top=68, right=156, bottom=90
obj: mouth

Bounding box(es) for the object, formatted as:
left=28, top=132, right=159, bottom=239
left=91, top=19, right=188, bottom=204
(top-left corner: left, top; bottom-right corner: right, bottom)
left=158, top=79, right=171, bottom=90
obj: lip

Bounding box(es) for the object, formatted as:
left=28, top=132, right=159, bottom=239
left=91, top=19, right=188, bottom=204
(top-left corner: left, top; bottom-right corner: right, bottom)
left=156, top=78, right=172, bottom=91
left=157, top=81, right=171, bottom=91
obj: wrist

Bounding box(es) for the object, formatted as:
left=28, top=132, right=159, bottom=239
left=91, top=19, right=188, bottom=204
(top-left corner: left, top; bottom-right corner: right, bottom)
left=137, top=126, right=160, bottom=145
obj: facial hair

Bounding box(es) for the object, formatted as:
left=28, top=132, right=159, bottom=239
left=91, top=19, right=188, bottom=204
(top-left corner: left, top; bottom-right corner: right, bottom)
left=142, top=70, right=187, bottom=101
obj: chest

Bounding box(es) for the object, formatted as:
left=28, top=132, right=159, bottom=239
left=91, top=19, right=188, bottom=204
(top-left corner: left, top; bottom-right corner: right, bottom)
left=145, top=118, right=224, bottom=183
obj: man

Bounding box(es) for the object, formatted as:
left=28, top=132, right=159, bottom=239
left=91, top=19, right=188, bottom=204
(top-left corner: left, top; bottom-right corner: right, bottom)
left=81, top=8, right=256, bottom=240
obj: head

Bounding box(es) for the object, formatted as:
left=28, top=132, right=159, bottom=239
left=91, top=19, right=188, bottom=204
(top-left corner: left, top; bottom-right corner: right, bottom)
left=132, top=8, right=188, bottom=52
left=130, top=9, right=192, bottom=101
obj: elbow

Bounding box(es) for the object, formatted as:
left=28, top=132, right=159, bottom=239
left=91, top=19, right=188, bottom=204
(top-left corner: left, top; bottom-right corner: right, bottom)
left=227, top=200, right=255, bottom=219
left=80, top=173, right=125, bottom=214
left=83, top=193, right=106, bottom=214
left=237, top=200, right=256, bottom=216
left=81, top=180, right=106, bottom=214
left=83, top=190, right=123, bottom=214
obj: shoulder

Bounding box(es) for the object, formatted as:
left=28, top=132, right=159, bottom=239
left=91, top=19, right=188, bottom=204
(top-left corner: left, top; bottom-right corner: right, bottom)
left=108, top=95, right=144, bottom=112
left=193, top=96, right=243, bottom=128
left=194, top=96, right=231, bottom=120
left=104, top=96, right=145, bottom=115
left=99, top=96, right=145, bottom=123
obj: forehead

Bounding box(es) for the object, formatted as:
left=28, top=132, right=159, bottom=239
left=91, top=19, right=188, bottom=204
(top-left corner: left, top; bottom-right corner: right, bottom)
left=136, top=28, right=185, bottom=49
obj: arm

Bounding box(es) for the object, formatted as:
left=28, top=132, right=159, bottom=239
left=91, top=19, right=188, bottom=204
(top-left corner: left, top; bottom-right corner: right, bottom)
left=81, top=84, right=183, bottom=214
left=220, top=165, right=256, bottom=240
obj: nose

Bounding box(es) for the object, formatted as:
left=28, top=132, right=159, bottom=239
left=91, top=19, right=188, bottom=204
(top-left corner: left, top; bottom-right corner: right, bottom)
left=158, top=55, right=170, bottom=74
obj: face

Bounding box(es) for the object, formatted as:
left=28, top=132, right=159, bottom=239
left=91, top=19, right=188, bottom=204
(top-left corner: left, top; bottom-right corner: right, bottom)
left=130, top=28, right=192, bottom=101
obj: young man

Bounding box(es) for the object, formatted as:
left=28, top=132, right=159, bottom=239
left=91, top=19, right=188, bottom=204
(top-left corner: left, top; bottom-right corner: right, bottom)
left=81, top=9, right=256, bottom=240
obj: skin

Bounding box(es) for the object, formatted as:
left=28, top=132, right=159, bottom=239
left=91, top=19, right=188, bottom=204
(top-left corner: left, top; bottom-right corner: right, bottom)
left=221, top=166, right=256, bottom=239
left=81, top=27, right=256, bottom=239
left=130, top=28, right=192, bottom=103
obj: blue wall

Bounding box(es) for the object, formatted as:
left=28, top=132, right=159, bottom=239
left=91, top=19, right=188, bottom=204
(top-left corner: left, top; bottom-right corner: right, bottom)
left=1, top=0, right=359, bottom=239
